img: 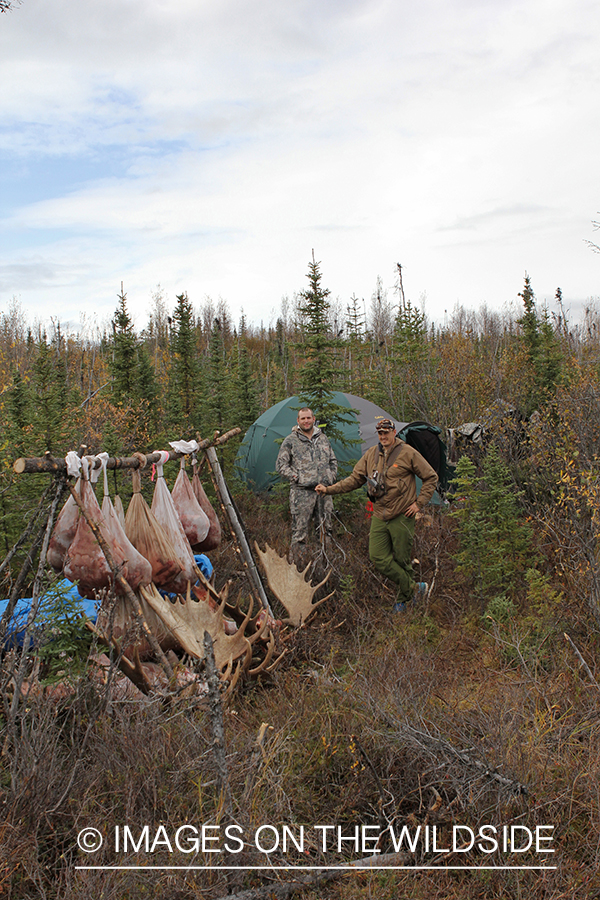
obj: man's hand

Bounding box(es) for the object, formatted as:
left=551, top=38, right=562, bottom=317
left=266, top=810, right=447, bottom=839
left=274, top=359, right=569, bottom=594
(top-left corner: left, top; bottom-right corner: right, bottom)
left=405, top=502, right=420, bottom=518
left=315, top=483, right=328, bottom=494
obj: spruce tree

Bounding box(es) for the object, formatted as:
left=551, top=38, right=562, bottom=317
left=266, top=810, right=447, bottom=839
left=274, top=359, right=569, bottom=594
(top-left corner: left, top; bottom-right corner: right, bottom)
left=233, top=316, right=260, bottom=432
left=169, top=292, right=201, bottom=431
left=451, top=447, right=532, bottom=604
left=392, top=297, right=430, bottom=420
left=205, top=317, right=230, bottom=433
left=296, top=253, right=355, bottom=444
left=6, top=370, right=32, bottom=441
left=32, top=335, right=70, bottom=453
left=517, top=274, right=563, bottom=410
left=111, top=287, right=139, bottom=403
left=345, top=294, right=366, bottom=395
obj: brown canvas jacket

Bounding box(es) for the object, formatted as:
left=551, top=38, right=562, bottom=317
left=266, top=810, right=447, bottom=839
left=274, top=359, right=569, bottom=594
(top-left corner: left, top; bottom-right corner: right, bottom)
left=324, top=438, right=438, bottom=521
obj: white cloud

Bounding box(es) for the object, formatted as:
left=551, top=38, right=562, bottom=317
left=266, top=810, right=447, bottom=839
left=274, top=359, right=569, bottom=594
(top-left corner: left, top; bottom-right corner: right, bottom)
left=0, top=0, right=598, bottom=328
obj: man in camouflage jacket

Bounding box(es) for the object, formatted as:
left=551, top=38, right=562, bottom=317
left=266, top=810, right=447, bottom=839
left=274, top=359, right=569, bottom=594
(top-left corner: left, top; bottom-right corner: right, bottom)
left=276, top=408, right=338, bottom=553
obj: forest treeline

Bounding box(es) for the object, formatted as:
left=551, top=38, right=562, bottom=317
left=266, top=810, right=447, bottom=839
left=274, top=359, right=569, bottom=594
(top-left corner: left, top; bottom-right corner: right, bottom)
left=1, top=265, right=599, bottom=457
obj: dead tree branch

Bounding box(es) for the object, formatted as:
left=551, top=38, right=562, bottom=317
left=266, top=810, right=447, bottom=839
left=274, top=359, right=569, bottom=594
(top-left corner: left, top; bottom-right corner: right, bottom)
left=213, top=852, right=409, bottom=900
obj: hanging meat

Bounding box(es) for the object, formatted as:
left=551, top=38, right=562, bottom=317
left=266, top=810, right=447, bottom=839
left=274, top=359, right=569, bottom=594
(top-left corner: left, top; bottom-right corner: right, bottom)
left=63, top=472, right=131, bottom=598
left=113, top=493, right=126, bottom=529
left=124, top=467, right=189, bottom=595
left=47, top=478, right=81, bottom=572
left=150, top=451, right=197, bottom=591
left=171, top=459, right=210, bottom=549
left=98, top=456, right=152, bottom=591
left=96, top=584, right=181, bottom=660
left=191, top=461, right=222, bottom=551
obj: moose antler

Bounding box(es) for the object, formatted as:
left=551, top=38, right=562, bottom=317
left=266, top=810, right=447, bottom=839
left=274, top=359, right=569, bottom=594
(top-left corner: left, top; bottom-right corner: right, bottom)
left=139, top=583, right=253, bottom=675
left=254, top=542, right=335, bottom=626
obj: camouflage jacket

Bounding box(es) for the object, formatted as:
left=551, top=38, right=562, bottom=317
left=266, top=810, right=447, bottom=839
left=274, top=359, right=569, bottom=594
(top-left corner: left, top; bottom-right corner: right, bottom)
left=276, top=426, right=338, bottom=489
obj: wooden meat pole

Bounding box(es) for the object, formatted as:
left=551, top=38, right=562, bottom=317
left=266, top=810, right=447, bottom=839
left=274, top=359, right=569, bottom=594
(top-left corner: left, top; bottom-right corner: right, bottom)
left=203, top=442, right=274, bottom=619
left=12, top=429, right=242, bottom=475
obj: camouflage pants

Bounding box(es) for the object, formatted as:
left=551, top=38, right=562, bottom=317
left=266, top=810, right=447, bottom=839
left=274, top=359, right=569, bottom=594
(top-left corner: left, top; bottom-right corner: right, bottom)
left=290, top=487, right=333, bottom=545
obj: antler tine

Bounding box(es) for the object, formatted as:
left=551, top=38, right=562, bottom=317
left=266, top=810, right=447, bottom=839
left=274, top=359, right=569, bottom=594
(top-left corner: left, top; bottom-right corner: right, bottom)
left=310, top=568, right=332, bottom=593
left=248, top=631, right=276, bottom=676
left=264, top=648, right=288, bottom=673
left=195, top=564, right=226, bottom=605
left=298, top=588, right=336, bottom=624
left=236, top=595, right=254, bottom=637
left=221, top=659, right=243, bottom=702
left=282, top=587, right=336, bottom=627
left=220, top=654, right=234, bottom=683
left=223, top=592, right=248, bottom=627
left=218, top=584, right=231, bottom=615
left=240, top=640, right=254, bottom=673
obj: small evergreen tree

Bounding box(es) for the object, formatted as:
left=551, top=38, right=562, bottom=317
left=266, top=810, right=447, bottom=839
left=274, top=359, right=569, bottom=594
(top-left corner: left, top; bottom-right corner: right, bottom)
left=169, top=292, right=201, bottom=431
left=345, top=294, right=366, bottom=395
left=296, top=253, right=355, bottom=445
left=451, top=447, right=533, bottom=604
left=205, top=317, right=231, bottom=433
left=6, top=370, right=32, bottom=443
left=391, top=297, right=430, bottom=420
left=233, top=316, right=260, bottom=432
left=517, top=273, right=563, bottom=410
left=110, top=288, right=139, bottom=403
left=32, top=335, right=69, bottom=453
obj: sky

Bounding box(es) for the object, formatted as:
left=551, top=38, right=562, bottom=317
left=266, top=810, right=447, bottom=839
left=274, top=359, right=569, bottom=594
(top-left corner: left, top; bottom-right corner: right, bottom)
left=0, top=0, right=599, bottom=333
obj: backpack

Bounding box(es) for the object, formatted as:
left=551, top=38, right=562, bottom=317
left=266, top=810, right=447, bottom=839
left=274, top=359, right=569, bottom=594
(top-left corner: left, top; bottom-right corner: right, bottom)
left=397, top=421, right=452, bottom=492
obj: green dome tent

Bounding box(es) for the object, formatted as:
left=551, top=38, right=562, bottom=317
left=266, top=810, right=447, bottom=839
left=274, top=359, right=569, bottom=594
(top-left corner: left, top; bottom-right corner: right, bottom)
left=234, top=393, right=450, bottom=497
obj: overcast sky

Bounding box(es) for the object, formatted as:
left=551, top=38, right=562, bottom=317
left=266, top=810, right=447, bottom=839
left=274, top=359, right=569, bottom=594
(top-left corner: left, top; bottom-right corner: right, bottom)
left=0, top=0, right=599, bottom=333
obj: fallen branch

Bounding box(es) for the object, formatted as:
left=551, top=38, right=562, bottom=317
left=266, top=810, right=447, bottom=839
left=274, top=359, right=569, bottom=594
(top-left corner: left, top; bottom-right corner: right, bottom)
left=389, top=721, right=528, bottom=796
left=213, top=852, right=409, bottom=900
left=564, top=632, right=600, bottom=690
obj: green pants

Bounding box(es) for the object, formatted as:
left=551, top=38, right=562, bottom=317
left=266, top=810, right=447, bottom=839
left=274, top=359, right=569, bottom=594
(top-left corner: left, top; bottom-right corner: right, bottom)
left=369, top=514, right=416, bottom=602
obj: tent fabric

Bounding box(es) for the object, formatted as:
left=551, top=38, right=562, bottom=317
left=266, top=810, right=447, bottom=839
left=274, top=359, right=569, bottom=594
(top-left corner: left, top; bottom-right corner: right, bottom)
left=235, top=393, right=410, bottom=493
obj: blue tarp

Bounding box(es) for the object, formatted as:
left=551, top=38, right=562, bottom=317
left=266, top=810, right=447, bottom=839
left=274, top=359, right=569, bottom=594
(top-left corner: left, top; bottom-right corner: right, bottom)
left=0, top=580, right=96, bottom=649
left=0, top=554, right=214, bottom=648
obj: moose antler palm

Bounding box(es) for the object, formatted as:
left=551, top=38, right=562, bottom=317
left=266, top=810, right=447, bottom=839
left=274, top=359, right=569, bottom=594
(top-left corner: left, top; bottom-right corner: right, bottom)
left=254, top=542, right=335, bottom=626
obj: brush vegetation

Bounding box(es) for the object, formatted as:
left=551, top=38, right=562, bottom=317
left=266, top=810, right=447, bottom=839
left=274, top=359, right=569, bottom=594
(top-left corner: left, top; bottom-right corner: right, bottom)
left=1, top=267, right=600, bottom=898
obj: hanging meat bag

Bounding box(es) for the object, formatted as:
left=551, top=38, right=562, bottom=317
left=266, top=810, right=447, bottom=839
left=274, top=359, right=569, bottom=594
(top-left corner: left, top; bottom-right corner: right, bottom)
left=64, top=460, right=130, bottom=598
left=171, top=458, right=210, bottom=549
left=125, top=465, right=188, bottom=595
left=48, top=477, right=81, bottom=572
left=97, top=454, right=152, bottom=590
left=191, top=459, right=222, bottom=551
left=113, top=493, right=126, bottom=529
left=150, top=451, right=197, bottom=592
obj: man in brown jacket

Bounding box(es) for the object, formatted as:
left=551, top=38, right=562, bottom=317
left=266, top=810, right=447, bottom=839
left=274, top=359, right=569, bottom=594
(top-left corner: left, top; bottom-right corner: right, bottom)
left=315, top=419, right=438, bottom=610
